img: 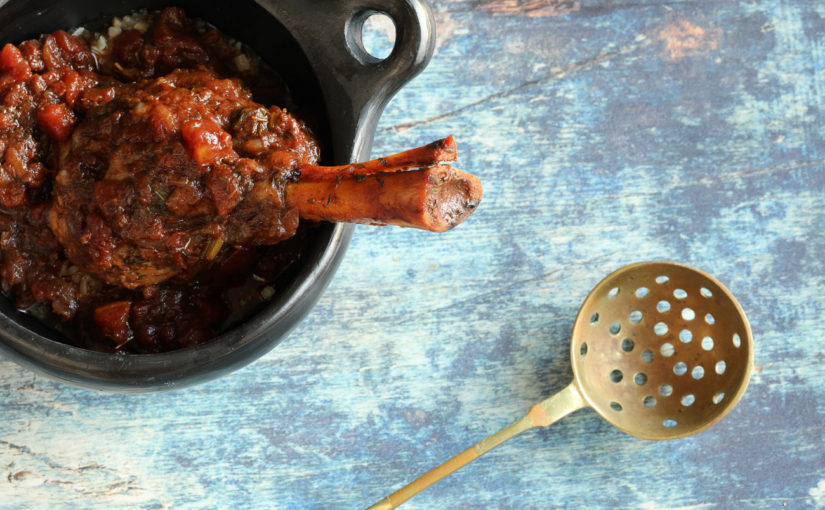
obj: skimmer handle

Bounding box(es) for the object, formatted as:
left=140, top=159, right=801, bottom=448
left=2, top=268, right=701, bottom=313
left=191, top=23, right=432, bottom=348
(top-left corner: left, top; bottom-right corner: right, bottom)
left=368, top=383, right=587, bottom=509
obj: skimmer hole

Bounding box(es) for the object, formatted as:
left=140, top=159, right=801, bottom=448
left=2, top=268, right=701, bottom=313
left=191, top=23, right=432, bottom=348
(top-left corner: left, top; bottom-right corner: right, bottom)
left=634, top=373, right=648, bottom=385
left=609, top=321, right=621, bottom=335
left=660, top=343, right=675, bottom=357
left=715, top=360, right=726, bottom=375
left=641, top=349, right=654, bottom=363
left=663, top=418, right=678, bottom=428
left=654, top=322, right=668, bottom=336
left=621, top=338, right=635, bottom=352
left=732, top=333, right=742, bottom=348
left=580, top=343, right=588, bottom=356
left=674, top=362, right=687, bottom=376
left=705, top=313, right=715, bottom=325
left=635, top=287, right=649, bottom=298
left=679, top=329, right=693, bottom=343
left=713, top=392, right=725, bottom=404
left=590, top=313, right=599, bottom=325
left=700, top=287, right=713, bottom=298
left=360, top=12, right=397, bottom=60
left=629, top=310, right=643, bottom=324
left=691, top=365, right=705, bottom=379
left=656, top=275, right=670, bottom=284
left=610, top=369, right=623, bottom=383
left=643, top=396, right=657, bottom=408
left=608, top=287, right=620, bottom=298
left=701, top=336, right=714, bottom=350
left=681, top=394, right=695, bottom=406
left=657, top=300, right=671, bottom=313
left=659, top=384, right=673, bottom=397
left=681, top=308, right=695, bottom=321
left=674, top=288, right=688, bottom=299
left=610, top=401, right=623, bottom=411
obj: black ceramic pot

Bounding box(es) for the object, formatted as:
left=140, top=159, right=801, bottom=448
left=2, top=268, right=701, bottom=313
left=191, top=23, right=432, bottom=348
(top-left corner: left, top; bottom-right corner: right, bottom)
left=0, top=0, right=435, bottom=391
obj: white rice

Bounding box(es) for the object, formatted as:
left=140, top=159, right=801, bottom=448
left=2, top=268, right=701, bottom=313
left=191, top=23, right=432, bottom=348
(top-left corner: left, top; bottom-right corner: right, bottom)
left=76, top=9, right=260, bottom=77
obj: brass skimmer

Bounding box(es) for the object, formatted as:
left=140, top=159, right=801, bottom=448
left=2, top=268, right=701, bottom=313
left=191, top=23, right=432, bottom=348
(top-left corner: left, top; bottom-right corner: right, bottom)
left=370, top=261, right=754, bottom=509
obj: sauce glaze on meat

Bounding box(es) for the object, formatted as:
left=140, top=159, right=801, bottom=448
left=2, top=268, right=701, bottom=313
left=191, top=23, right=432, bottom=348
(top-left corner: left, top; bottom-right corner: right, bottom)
left=0, top=8, right=321, bottom=353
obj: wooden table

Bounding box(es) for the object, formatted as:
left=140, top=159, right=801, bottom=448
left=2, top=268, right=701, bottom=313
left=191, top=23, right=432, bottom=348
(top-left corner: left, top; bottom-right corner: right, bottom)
left=3, top=0, right=824, bottom=508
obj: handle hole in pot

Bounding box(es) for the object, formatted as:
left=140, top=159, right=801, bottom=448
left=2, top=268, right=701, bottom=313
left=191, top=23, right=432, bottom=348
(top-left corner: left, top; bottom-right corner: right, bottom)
left=347, top=11, right=397, bottom=64
left=362, top=12, right=396, bottom=60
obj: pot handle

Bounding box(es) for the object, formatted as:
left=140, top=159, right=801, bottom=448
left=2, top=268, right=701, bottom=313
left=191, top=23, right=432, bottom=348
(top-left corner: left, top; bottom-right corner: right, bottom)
left=268, top=0, right=436, bottom=162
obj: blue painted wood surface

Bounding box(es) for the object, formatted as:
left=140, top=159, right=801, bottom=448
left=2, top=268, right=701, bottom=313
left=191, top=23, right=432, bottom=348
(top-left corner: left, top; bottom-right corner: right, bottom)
left=3, top=0, right=825, bottom=508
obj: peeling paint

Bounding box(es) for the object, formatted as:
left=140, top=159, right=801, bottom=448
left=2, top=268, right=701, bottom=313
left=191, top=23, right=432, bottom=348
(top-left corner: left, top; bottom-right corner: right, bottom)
left=481, top=0, right=580, bottom=18
left=810, top=479, right=825, bottom=507
left=659, top=21, right=721, bottom=60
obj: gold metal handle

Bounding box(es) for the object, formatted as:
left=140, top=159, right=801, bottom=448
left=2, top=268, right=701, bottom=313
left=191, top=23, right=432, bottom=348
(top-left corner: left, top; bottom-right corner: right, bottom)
left=368, top=383, right=587, bottom=509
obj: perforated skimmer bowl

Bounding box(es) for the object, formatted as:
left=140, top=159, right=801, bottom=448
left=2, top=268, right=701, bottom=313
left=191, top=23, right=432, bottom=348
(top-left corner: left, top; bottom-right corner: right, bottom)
left=370, top=261, right=754, bottom=509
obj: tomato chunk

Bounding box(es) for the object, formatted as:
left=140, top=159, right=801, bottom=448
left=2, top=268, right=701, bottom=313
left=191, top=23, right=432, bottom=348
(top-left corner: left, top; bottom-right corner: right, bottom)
left=36, top=102, right=76, bottom=141
left=61, top=69, right=84, bottom=107
left=0, top=43, right=32, bottom=81
left=94, top=300, right=133, bottom=347
left=181, top=118, right=233, bottom=166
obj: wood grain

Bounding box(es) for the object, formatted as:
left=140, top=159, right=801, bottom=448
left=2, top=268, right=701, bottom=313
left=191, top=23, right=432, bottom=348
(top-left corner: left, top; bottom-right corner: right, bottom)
left=3, top=0, right=825, bottom=508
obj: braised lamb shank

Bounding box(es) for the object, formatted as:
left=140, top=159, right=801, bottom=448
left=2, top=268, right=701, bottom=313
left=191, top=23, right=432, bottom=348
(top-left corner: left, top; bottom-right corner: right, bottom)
left=50, top=69, right=482, bottom=289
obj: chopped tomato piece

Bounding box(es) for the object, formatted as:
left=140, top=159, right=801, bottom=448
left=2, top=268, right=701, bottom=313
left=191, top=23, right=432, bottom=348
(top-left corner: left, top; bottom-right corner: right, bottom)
left=44, top=31, right=95, bottom=71
left=53, top=30, right=83, bottom=54
left=181, top=118, right=233, bottom=166
left=17, top=40, right=44, bottom=72
left=61, top=69, right=84, bottom=107
left=93, top=301, right=133, bottom=347
left=36, top=103, right=76, bottom=141
left=0, top=43, right=32, bottom=81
